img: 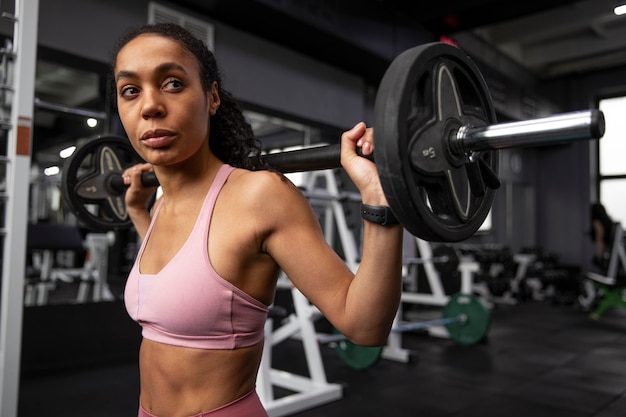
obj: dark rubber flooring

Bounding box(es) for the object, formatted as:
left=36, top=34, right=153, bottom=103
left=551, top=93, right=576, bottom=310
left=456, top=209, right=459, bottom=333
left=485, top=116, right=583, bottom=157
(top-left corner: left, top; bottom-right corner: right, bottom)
left=18, top=299, right=626, bottom=417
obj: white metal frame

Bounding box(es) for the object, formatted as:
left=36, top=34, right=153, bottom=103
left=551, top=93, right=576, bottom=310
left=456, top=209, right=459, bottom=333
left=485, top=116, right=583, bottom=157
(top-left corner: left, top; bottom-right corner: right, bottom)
left=0, top=2, right=39, bottom=417
left=257, top=284, right=343, bottom=417
left=257, top=170, right=351, bottom=416
left=579, top=223, right=626, bottom=310
left=303, top=170, right=361, bottom=272
left=75, top=233, right=116, bottom=303
left=23, top=230, right=116, bottom=306
left=586, top=223, right=626, bottom=286
left=266, top=170, right=483, bottom=373
left=383, top=238, right=480, bottom=363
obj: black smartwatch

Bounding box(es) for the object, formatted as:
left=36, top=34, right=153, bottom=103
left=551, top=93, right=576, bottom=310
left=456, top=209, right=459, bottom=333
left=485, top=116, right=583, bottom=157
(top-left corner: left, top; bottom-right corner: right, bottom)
left=360, top=204, right=399, bottom=226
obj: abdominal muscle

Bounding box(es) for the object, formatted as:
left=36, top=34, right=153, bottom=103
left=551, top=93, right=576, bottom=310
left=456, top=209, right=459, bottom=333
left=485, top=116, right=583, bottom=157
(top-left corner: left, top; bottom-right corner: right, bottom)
left=138, top=338, right=264, bottom=417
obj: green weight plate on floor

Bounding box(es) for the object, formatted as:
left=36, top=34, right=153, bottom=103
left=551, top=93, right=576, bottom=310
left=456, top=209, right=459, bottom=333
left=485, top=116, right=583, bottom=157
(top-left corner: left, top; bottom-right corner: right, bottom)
left=334, top=336, right=384, bottom=371
left=442, top=293, right=490, bottom=345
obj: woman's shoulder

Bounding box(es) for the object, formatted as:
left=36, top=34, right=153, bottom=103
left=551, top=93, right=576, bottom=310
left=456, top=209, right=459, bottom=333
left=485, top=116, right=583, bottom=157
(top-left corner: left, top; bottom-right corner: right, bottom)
left=226, top=168, right=304, bottom=202
left=223, top=167, right=311, bottom=225
left=230, top=167, right=295, bottom=190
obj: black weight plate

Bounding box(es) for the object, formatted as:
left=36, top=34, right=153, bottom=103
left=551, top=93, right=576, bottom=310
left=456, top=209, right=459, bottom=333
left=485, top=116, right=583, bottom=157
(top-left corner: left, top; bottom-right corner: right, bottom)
left=62, top=135, right=143, bottom=231
left=374, top=42, right=498, bottom=242
left=442, top=293, right=490, bottom=345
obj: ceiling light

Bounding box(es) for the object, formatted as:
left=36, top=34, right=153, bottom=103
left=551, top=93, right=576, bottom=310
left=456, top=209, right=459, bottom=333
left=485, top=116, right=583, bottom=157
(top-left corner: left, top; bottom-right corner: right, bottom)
left=44, top=166, right=60, bottom=176
left=87, top=117, right=98, bottom=128
left=59, top=145, right=76, bottom=159
left=615, top=4, right=626, bottom=15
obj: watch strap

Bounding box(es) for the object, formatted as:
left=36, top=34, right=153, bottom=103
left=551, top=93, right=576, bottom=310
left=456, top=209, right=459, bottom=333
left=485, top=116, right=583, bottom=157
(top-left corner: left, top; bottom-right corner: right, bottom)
left=360, top=204, right=399, bottom=226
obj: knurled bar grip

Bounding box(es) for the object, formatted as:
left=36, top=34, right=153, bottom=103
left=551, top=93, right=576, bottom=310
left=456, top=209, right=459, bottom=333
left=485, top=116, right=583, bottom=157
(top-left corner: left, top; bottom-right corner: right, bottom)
left=262, top=144, right=345, bottom=173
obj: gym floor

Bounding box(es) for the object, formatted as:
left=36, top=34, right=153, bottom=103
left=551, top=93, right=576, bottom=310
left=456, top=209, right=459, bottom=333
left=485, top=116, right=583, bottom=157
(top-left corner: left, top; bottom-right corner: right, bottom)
left=17, top=295, right=626, bottom=417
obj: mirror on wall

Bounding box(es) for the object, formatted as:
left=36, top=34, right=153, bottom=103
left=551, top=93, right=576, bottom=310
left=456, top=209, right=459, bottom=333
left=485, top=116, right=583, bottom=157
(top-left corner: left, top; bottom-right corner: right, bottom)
left=26, top=48, right=114, bottom=307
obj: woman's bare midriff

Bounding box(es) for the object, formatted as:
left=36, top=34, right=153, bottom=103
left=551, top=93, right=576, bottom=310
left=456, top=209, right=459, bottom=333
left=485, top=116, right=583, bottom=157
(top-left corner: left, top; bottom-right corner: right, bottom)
left=138, top=338, right=264, bottom=417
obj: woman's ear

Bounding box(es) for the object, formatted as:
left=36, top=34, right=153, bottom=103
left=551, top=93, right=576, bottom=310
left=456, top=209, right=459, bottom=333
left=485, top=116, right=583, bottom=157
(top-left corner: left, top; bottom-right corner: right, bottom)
left=209, top=81, right=221, bottom=115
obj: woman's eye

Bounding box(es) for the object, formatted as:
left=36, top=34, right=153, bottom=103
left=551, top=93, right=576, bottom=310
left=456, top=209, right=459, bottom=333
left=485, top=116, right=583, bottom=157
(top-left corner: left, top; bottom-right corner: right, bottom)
left=119, top=86, right=139, bottom=98
left=164, top=79, right=183, bottom=90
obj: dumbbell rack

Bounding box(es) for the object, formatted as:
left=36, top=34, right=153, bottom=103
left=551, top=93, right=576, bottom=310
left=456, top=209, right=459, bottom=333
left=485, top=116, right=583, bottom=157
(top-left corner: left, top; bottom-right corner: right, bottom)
left=0, top=2, right=39, bottom=417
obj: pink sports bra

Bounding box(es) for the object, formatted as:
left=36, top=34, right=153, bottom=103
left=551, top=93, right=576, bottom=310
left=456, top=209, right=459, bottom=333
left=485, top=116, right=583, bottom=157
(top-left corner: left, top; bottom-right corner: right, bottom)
left=124, top=164, right=269, bottom=350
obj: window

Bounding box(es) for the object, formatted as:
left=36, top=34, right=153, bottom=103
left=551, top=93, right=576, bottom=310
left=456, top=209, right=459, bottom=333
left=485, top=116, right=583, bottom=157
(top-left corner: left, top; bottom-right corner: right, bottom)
left=597, top=96, right=626, bottom=225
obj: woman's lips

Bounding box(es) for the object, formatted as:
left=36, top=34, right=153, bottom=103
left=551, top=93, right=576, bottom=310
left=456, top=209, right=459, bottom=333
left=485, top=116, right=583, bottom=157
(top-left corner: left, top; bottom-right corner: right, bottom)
left=141, top=131, right=175, bottom=148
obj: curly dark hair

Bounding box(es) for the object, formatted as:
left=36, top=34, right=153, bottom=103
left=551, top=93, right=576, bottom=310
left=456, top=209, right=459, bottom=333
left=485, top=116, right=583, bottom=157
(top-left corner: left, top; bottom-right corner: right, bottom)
left=110, top=22, right=265, bottom=171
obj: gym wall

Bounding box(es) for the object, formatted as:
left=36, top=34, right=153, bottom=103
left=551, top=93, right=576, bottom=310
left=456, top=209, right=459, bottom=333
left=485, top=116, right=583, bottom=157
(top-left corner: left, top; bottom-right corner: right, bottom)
left=2, top=0, right=625, bottom=267
left=34, top=0, right=365, bottom=130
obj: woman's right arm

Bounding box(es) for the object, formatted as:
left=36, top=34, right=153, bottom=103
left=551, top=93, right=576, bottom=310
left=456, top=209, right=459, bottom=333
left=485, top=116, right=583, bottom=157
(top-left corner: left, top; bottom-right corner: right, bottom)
left=123, top=163, right=158, bottom=240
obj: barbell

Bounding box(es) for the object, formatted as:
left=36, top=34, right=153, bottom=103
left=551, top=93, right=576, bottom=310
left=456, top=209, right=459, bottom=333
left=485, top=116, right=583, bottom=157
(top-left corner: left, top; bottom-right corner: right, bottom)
left=326, top=292, right=490, bottom=370
left=403, top=244, right=461, bottom=277
left=61, top=42, right=605, bottom=241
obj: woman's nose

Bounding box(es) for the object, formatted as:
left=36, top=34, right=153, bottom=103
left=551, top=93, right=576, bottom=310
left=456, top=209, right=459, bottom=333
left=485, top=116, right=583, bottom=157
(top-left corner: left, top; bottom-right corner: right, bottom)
left=141, top=89, right=165, bottom=119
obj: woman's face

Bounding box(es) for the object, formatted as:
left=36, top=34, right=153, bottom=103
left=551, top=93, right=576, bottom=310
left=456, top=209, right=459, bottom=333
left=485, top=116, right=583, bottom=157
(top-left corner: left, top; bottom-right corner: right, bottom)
left=114, top=33, right=220, bottom=167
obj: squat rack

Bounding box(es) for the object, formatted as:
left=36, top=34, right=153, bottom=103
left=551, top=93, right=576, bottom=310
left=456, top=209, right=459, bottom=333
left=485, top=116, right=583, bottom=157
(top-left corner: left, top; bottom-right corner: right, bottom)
left=0, top=2, right=39, bottom=417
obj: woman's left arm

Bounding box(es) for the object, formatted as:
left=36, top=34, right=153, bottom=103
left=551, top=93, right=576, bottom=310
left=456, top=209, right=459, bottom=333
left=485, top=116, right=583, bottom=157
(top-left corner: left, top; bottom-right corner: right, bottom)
left=335, top=122, right=404, bottom=345
left=267, top=122, right=404, bottom=347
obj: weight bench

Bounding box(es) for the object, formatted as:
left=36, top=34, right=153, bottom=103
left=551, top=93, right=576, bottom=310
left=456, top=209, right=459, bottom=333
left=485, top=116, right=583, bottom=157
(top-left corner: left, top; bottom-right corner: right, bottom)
left=582, top=222, right=626, bottom=319
left=24, top=223, right=116, bottom=306
left=25, top=223, right=83, bottom=305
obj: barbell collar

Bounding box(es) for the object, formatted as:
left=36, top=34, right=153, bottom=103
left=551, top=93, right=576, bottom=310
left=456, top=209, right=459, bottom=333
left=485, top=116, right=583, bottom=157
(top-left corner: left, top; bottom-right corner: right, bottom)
left=453, top=109, right=604, bottom=156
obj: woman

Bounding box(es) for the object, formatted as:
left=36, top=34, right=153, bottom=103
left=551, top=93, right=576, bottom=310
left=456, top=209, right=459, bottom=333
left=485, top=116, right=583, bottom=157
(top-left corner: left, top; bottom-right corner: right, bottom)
left=590, top=202, right=614, bottom=269
left=116, top=23, right=403, bottom=417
